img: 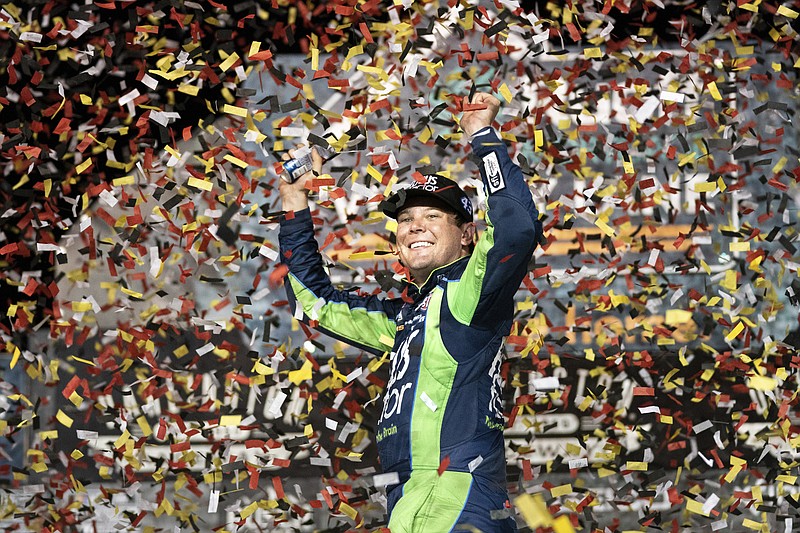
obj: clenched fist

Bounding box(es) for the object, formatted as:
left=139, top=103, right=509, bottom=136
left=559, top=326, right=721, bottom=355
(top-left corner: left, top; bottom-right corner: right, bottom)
left=461, top=92, right=501, bottom=137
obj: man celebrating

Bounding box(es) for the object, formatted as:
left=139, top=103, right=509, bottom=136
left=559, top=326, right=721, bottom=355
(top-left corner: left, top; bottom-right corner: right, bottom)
left=278, top=93, right=542, bottom=532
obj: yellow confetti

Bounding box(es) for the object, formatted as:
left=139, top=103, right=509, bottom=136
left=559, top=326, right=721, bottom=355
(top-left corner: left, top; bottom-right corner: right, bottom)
left=220, top=415, right=242, bottom=427
left=707, top=81, right=722, bottom=100
left=552, top=515, right=575, bottom=533
left=534, top=129, right=544, bottom=151
left=665, top=309, right=692, bottom=326
left=137, top=416, right=153, bottom=437
left=178, top=84, right=199, bottom=96
left=219, top=51, right=240, bottom=72
left=69, top=355, right=95, bottom=366
left=68, top=391, right=83, bottom=407
left=174, top=345, right=189, bottom=358
left=9, top=346, right=20, bottom=369
left=288, top=359, right=313, bottom=385
left=240, top=501, right=258, bottom=519
left=693, top=181, right=716, bottom=193
left=311, top=47, right=320, bottom=70
left=187, top=177, right=213, bottom=191
left=724, top=321, right=745, bottom=342
left=112, top=175, right=135, bottom=187
left=583, top=47, right=602, bottom=58
left=720, top=269, right=738, bottom=291
left=222, top=104, right=248, bottom=117
left=56, top=409, right=73, bottom=428
left=75, top=158, right=93, bottom=174
left=748, top=375, right=777, bottom=391
left=113, top=430, right=131, bottom=449
left=378, top=334, right=394, bottom=347
left=594, top=218, right=616, bottom=237
left=577, top=396, right=593, bottom=411
left=120, top=287, right=143, bottom=299
left=514, top=493, right=551, bottom=528
left=678, top=152, right=697, bottom=167
left=339, top=501, right=358, bottom=520
left=742, top=518, right=765, bottom=530
left=224, top=154, right=248, bottom=168
left=70, top=301, right=93, bottom=319
left=686, top=497, right=710, bottom=516
left=623, top=159, right=635, bottom=175
left=498, top=83, right=513, bottom=103
left=550, top=483, right=572, bottom=497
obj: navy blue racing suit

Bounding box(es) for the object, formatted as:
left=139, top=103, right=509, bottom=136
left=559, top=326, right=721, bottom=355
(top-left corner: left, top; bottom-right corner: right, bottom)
left=279, top=127, right=542, bottom=531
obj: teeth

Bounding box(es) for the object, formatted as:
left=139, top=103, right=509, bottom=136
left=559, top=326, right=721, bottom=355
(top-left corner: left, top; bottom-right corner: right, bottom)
left=410, top=242, right=432, bottom=249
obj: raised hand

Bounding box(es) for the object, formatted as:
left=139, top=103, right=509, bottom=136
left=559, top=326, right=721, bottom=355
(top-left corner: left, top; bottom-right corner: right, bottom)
left=278, top=145, right=324, bottom=213
left=461, top=92, right=501, bottom=138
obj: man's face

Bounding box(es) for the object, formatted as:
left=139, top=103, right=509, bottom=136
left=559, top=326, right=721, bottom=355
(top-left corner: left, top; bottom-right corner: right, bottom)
left=395, top=197, right=474, bottom=284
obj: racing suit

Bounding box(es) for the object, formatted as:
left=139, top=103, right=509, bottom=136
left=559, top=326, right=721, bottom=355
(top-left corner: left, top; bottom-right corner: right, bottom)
left=279, top=128, right=542, bottom=532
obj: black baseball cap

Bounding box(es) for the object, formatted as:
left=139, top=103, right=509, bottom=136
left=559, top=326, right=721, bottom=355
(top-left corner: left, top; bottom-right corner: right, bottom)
left=381, top=175, right=474, bottom=222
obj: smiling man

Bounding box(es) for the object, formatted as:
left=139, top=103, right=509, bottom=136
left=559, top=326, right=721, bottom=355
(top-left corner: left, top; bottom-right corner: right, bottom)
left=387, top=179, right=476, bottom=284
left=278, top=93, right=542, bottom=532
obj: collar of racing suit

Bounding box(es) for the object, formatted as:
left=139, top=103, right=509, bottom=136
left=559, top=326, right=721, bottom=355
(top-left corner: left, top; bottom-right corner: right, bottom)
left=404, top=254, right=471, bottom=301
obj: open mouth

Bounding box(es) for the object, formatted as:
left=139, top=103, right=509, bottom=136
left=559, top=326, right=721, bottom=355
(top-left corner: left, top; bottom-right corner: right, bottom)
left=409, top=242, right=433, bottom=249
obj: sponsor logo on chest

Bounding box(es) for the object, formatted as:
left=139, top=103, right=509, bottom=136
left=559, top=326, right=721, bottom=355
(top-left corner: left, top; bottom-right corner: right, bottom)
left=378, top=329, right=419, bottom=425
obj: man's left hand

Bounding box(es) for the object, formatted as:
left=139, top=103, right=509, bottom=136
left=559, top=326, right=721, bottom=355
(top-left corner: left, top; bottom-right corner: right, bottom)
left=461, top=93, right=501, bottom=137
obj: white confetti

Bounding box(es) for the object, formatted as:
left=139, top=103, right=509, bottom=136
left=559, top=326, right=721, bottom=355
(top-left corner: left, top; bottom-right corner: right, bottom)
left=420, top=391, right=437, bottom=412
left=634, top=95, right=660, bottom=124
left=468, top=455, right=484, bottom=472
left=266, top=391, right=288, bottom=417
left=207, top=490, right=220, bottom=513
left=373, top=472, right=400, bottom=487
left=693, top=420, right=713, bottom=434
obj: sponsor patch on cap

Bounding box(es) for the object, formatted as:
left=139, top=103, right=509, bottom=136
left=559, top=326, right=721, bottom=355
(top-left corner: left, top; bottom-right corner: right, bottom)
left=409, top=175, right=440, bottom=191
left=461, top=196, right=472, bottom=217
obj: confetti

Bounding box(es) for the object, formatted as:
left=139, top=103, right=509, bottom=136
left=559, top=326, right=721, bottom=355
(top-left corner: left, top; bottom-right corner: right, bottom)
left=0, top=0, right=798, bottom=531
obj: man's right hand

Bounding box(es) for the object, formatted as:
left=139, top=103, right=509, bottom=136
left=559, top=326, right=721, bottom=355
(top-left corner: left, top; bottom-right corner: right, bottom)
left=278, top=146, right=324, bottom=213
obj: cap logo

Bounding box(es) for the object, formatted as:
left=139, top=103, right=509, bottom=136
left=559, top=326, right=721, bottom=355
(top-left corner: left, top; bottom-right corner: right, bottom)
left=409, top=175, right=440, bottom=192
left=461, top=196, right=472, bottom=215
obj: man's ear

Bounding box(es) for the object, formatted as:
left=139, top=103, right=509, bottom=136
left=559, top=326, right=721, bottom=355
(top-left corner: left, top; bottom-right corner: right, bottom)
left=461, top=222, right=476, bottom=247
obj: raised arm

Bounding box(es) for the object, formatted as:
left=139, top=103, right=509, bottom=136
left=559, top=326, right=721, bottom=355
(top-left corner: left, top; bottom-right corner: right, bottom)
left=447, top=93, right=543, bottom=329
left=278, top=147, right=398, bottom=356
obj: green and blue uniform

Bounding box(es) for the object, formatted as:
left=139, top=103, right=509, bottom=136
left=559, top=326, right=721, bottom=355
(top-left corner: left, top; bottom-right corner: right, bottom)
left=279, top=128, right=542, bottom=531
